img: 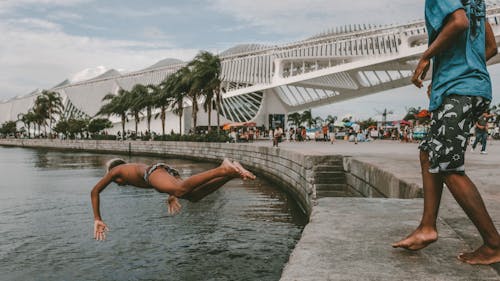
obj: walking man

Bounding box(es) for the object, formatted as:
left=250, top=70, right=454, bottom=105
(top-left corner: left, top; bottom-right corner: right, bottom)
left=392, top=0, right=500, bottom=265
left=471, top=110, right=493, bottom=154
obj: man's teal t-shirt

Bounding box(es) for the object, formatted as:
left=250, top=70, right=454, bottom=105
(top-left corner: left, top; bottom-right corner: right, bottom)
left=425, top=0, right=491, bottom=111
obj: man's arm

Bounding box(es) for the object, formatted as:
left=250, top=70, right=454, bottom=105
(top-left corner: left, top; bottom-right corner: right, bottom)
left=412, top=9, right=469, bottom=88
left=485, top=21, right=498, bottom=61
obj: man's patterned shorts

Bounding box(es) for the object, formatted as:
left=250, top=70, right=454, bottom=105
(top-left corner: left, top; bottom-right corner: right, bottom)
left=419, top=95, right=490, bottom=174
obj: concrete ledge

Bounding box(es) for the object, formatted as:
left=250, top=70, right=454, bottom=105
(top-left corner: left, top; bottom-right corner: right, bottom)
left=280, top=197, right=499, bottom=281
left=344, top=156, right=423, bottom=199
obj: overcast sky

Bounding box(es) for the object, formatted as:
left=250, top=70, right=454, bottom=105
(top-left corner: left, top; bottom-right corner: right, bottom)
left=1, top=0, right=500, bottom=121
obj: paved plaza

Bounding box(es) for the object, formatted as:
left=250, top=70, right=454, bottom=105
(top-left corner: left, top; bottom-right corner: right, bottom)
left=258, top=139, right=500, bottom=280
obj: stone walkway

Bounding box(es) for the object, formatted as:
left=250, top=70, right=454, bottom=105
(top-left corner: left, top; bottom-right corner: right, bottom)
left=249, top=140, right=500, bottom=280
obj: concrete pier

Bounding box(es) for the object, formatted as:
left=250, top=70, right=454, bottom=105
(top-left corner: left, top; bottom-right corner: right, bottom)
left=1, top=138, right=499, bottom=280
left=271, top=140, right=500, bottom=280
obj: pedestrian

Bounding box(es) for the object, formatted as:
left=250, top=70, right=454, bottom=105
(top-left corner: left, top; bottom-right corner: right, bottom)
left=322, top=125, right=328, bottom=141
left=90, top=158, right=255, bottom=241
left=273, top=126, right=283, bottom=147
left=471, top=110, right=493, bottom=154
left=392, top=0, right=500, bottom=265
left=351, top=123, right=360, bottom=144
left=329, top=125, right=336, bottom=144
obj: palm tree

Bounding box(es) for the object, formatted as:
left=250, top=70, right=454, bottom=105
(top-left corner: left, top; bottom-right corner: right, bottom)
left=17, top=111, right=37, bottom=138
left=287, top=112, right=302, bottom=128
left=170, top=67, right=191, bottom=134
left=313, top=116, right=324, bottom=127
left=129, top=84, right=148, bottom=134
left=33, top=95, right=49, bottom=136
left=155, top=79, right=174, bottom=136
left=301, top=109, right=315, bottom=128
left=40, top=90, right=64, bottom=137
left=97, top=89, right=130, bottom=138
left=325, top=115, right=337, bottom=125
left=144, top=84, right=160, bottom=136
left=179, top=66, right=199, bottom=133
left=190, top=51, right=222, bottom=132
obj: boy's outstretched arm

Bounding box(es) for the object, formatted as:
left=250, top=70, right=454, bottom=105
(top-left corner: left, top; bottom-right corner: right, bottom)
left=90, top=171, right=115, bottom=240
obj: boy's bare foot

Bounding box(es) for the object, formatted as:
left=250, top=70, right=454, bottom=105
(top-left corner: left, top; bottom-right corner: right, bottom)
left=233, top=161, right=256, bottom=180
left=392, top=227, right=438, bottom=251
left=221, top=158, right=241, bottom=177
left=458, top=245, right=500, bottom=265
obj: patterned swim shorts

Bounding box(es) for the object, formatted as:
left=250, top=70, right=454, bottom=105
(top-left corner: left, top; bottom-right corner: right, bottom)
left=143, top=163, right=181, bottom=185
left=419, top=95, right=490, bottom=174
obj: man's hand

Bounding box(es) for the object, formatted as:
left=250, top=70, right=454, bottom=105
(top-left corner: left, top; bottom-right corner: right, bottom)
left=167, top=195, right=182, bottom=215
left=412, top=57, right=430, bottom=88
left=94, top=220, right=109, bottom=241
left=427, top=83, right=432, bottom=99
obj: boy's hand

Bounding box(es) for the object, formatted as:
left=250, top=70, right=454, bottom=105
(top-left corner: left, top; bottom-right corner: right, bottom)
left=167, top=195, right=182, bottom=215
left=412, top=57, right=430, bottom=88
left=94, top=220, right=109, bottom=241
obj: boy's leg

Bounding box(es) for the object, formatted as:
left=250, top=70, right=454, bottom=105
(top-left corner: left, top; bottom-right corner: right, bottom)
left=179, top=161, right=257, bottom=201
left=181, top=176, right=235, bottom=202
left=149, top=159, right=246, bottom=197
left=392, top=150, right=443, bottom=250
left=443, top=173, right=500, bottom=264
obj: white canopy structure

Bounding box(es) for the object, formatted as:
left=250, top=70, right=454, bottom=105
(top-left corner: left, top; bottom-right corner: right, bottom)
left=2, top=5, right=500, bottom=133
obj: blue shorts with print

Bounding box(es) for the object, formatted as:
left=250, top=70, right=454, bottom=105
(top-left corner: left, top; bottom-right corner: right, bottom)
left=419, top=95, right=490, bottom=174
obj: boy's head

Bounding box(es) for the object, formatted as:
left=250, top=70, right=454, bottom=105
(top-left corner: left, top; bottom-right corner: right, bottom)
left=105, top=158, right=127, bottom=172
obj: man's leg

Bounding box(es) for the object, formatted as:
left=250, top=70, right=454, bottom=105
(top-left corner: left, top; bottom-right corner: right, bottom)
left=443, top=173, right=500, bottom=264
left=480, top=132, right=488, bottom=152
left=472, top=133, right=480, bottom=150
left=392, top=150, right=443, bottom=250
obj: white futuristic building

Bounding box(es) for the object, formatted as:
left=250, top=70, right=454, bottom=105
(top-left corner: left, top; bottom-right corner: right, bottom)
left=2, top=5, right=500, bottom=134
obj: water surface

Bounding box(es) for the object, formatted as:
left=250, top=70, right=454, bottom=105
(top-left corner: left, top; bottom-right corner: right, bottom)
left=0, top=146, right=306, bottom=281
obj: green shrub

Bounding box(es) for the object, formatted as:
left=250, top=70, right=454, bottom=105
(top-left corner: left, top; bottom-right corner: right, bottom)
left=92, top=134, right=117, bottom=140
left=152, top=132, right=230, bottom=142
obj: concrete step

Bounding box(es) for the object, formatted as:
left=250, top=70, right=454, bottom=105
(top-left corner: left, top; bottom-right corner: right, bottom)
left=316, top=190, right=349, bottom=198
left=313, top=164, right=344, bottom=172
left=314, top=175, right=346, bottom=184
left=315, top=171, right=344, bottom=177
left=315, top=183, right=346, bottom=191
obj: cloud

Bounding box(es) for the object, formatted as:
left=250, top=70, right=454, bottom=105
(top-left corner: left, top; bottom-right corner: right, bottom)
left=0, top=18, right=198, bottom=99
left=210, top=0, right=424, bottom=36
left=10, top=18, right=62, bottom=31
left=142, top=27, right=173, bottom=41
left=0, top=0, right=92, bottom=14
left=47, top=11, right=83, bottom=21
left=96, top=6, right=180, bottom=18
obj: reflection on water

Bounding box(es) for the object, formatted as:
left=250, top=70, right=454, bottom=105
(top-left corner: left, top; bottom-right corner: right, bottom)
left=0, top=146, right=306, bottom=281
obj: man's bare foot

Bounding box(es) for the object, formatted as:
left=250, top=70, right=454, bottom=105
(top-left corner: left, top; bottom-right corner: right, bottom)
left=392, top=227, right=438, bottom=251
left=458, top=244, right=500, bottom=265
left=233, top=161, right=256, bottom=180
